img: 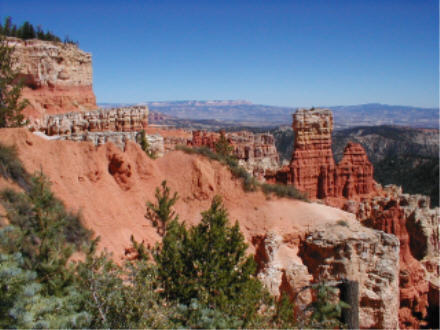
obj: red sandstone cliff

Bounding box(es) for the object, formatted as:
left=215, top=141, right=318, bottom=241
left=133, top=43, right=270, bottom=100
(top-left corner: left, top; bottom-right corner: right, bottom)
left=8, top=37, right=97, bottom=118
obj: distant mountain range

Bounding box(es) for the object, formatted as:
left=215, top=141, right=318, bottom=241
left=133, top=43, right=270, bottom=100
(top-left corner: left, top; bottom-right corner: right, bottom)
left=98, top=101, right=439, bottom=129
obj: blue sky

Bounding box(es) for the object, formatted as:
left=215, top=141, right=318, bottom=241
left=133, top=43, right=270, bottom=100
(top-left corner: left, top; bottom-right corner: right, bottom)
left=1, top=0, right=438, bottom=108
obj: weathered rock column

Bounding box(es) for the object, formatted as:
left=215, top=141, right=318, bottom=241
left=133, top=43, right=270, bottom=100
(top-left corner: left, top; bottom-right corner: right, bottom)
left=289, top=108, right=337, bottom=198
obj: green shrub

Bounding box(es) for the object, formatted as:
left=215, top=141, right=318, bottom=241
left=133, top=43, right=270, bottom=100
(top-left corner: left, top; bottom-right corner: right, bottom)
left=306, top=282, right=350, bottom=329
left=214, top=131, right=234, bottom=158
left=137, top=130, right=157, bottom=159
left=154, top=195, right=267, bottom=326
left=336, top=220, right=348, bottom=227
left=0, top=143, right=29, bottom=190
left=261, top=182, right=308, bottom=201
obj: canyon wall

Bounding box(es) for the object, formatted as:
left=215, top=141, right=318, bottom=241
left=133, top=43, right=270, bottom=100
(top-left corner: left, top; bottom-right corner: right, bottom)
left=345, top=185, right=440, bottom=328
left=8, top=37, right=96, bottom=118
left=189, top=130, right=280, bottom=178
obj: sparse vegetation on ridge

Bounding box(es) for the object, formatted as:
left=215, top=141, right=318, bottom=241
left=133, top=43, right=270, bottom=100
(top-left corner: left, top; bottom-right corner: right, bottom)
left=0, top=16, right=78, bottom=45
left=175, top=144, right=307, bottom=201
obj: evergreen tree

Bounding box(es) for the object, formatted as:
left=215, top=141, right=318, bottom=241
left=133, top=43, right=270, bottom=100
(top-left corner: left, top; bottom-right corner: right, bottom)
left=306, top=281, right=350, bottom=329
left=215, top=130, right=234, bottom=158
left=0, top=35, right=28, bottom=127
left=3, top=17, right=12, bottom=36
left=137, top=129, right=157, bottom=159
left=154, top=195, right=266, bottom=325
left=145, top=180, right=178, bottom=235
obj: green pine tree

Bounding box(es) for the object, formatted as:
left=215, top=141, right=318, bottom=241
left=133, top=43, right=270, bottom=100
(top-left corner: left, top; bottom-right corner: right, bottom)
left=154, top=195, right=266, bottom=326
left=0, top=35, right=28, bottom=127
left=145, top=180, right=178, bottom=236
left=214, top=130, right=234, bottom=159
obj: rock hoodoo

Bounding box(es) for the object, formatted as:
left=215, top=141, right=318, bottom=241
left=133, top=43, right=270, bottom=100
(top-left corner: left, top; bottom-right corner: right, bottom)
left=266, top=107, right=439, bottom=328
left=8, top=37, right=97, bottom=118
left=266, top=108, right=375, bottom=200
left=337, top=142, right=374, bottom=198
left=290, top=108, right=337, bottom=198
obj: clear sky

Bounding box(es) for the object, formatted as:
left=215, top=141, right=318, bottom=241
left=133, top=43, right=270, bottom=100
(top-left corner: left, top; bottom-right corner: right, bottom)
left=1, top=0, right=438, bottom=108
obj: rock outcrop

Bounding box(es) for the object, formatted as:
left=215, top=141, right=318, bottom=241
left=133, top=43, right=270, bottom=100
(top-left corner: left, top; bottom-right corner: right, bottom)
left=30, top=106, right=149, bottom=135
left=54, top=132, right=164, bottom=156
left=8, top=37, right=96, bottom=118
left=228, top=131, right=280, bottom=179
left=29, top=106, right=164, bottom=154
left=266, top=108, right=376, bottom=200
left=299, top=223, right=400, bottom=329
left=254, top=223, right=401, bottom=329
left=188, top=130, right=280, bottom=178
left=337, top=142, right=374, bottom=199
left=345, top=185, right=440, bottom=328
left=289, top=108, right=337, bottom=198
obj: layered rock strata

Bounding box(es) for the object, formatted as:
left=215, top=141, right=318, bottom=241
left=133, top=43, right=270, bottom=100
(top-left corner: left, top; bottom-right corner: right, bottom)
left=8, top=37, right=96, bottom=118
left=228, top=131, right=280, bottom=178
left=33, top=131, right=164, bottom=156
left=267, top=107, right=439, bottom=327
left=345, top=185, right=440, bottom=328
left=254, top=223, right=401, bottom=329
left=266, top=108, right=375, bottom=200
left=289, top=108, right=337, bottom=198
left=299, top=223, right=400, bottom=329
left=189, top=130, right=280, bottom=178
left=29, top=106, right=161, bottom=154
left=30, top=106, right=149, bottom=135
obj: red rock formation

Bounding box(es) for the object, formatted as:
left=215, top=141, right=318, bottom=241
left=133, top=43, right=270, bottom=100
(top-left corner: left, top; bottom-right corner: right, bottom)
left=8, top=37, right=97, bottom=118
left=188, top=130, right=280, bottom=178
left=270, top=108, right=439, bottom=327
left=289, top=108, right=337, bottom=199
left=189, top=130, right=220, bottom=150
left=275, top=108, right=375, bottom=200
left=346, top=186, right=440, bottom=328
left=337, top=142, right=374, bottom=198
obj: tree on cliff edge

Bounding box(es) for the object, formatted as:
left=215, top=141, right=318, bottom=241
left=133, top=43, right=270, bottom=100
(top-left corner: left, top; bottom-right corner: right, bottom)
left=0, top=35, right=28, bottom=128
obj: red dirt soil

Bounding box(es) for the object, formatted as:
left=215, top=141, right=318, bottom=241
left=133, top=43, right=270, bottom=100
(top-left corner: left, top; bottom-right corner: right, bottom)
left=0, top=128, right=355, bottom=262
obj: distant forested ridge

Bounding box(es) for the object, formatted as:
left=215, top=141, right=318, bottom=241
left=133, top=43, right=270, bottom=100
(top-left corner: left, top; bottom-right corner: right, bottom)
left=0, top=16, right=78, bottom=45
